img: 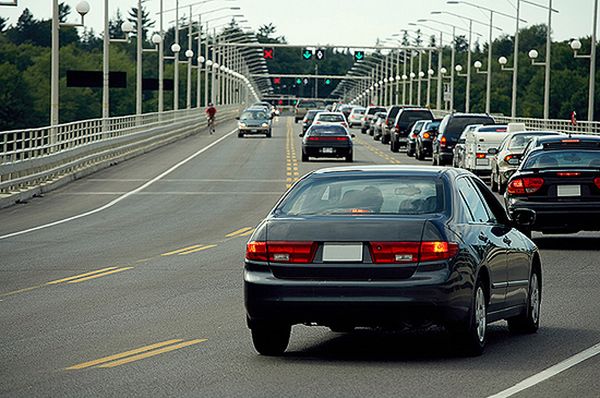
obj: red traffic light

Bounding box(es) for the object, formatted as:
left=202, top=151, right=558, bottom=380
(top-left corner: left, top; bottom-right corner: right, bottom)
left=263, top=48, right=274, bottom=59
left=278, top=99, right=284, bottom=105
left=273, top=77, right=281, bottom=84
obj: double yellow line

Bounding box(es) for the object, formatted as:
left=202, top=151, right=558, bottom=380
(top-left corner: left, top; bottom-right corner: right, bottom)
left=286, top=118, right=300, bottom=189
left=225, top=227, right=254, bottom=238
left=66, top=338, right=206, bottom=370
left=161, top=244, right=217, bottom=256
left=47, top=266, right=133, bottom=285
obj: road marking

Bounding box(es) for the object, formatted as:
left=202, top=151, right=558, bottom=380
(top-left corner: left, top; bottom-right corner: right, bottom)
left=58, top=191, right=283, bottom=196
left=285, top=118, right=300, bottom=189
left=225, top=227, right=253, bottom=238
left=66, top=339, right=183, bottom=370
left=161, top=244, right=207, bottom=256
left=0, top=284, right=47, bottom=298
left=177, top=244, right=217, bottom=255
left=487, top=342, right=600, bottom=398
left=0, top=128, right=239, bottom=241
left=86, top=178, right=286, bottom=182
left=238, top=229, right=255, bottom=237
left=97, top=339, right=207, bottom=368
left=66, top=267, right=133, bottom=283
left=46, top=267, right=118, bottom=285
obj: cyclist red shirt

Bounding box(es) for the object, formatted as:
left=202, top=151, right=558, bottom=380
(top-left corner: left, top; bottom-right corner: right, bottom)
left=206, top=105, right=217, bottom=118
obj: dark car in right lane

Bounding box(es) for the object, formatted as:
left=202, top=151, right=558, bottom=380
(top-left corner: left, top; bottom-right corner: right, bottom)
left=245, top=166, right=541, bottom=357
left=301, top=124, right=355, bottom=162
left=505, top=135, right=600, bottom=235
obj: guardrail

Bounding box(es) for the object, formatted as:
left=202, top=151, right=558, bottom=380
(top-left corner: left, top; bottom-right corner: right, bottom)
left=493, top=116, right=600, bottom=135
left=0, top=105, right=241, bottom=208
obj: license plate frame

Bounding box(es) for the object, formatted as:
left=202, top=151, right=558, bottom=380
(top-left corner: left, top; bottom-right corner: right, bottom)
left=322, top=243, right=363, bottom=262
left=557, top=185, right=581, bottom=197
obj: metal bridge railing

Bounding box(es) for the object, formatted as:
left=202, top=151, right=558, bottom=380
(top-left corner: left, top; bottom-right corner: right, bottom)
left=0, top=106, right=241, bottom=207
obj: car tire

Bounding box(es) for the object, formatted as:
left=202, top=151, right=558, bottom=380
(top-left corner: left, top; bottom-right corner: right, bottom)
left=346, top=153, right=353, bottom=162
left=238, top=133, right=244, bottom=138
left=406, top=145, right=414, bottom=157
left=498, top=181, right=506, bottom=195
left=491, top=170, right=498, bottom=192
left=451, top=279, right=487, bottom=357
left=361, top=128, right=367, bottom=134
left=508, top=270, right=541, bottom=334
left=390, top=139, right=399, bottom=153
left=381, top=135, right=389, bottom=145
left=251, top=323, right=291, bottom=356
left=301, top=153, right=309, bottom=162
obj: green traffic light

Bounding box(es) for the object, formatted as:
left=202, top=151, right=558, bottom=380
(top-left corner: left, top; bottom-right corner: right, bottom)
left=296, top=78, right=302, bottom=84
left=325, top=79, right=331, bottom=85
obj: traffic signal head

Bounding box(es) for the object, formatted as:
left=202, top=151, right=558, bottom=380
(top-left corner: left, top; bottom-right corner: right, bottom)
left=273, top=77, right=281, bottom=85
left=263, top=48, right=274, bottom=60
left=315, top=48, right=325, bottom=61
left=302, top=48, right=313, bottom=61
left=354, top=51, right=365, bottom=61
left=325, top=78, right=331, bottom=85
left=296, top=78, right=302, bottom=84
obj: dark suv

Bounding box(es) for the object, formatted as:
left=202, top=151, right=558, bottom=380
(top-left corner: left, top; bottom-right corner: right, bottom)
left=432, top=113, right=495, bottom=166
left=390, top=108, right=434, bottom=152
left=361, top=106, right=387, bottom=134
left=380, top=105, right=403, bottom=145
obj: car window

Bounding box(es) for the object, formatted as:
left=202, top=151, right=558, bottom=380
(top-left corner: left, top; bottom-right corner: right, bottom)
left=445, top=117, right=495, bottom=138
left=523, top=150, right=600, bottom=169
left=240, top=111, right=267, bottom=120
left=307, top=125, right=347, bottom=135
left=278, top=176, right=442, bottom=216
left=399, top=111, right=433, bottom=124
left=469, top=177, right=509, bottom=225
left=455, top=178, right=492, bottom=223
left=317, top=114, right=345, bottom=122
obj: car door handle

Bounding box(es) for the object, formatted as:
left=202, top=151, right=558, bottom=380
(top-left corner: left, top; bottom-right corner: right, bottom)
left=503, top=236, right=512, bottom=245
left=478, top=233, right=489, bottom=243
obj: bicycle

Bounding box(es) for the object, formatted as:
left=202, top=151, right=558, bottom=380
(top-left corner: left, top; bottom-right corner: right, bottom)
left=207, top=116, right=216, bottom=134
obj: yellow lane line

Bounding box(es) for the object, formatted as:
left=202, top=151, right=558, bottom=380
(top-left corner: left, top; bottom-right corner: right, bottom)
left=161, top=244, right=206, bottom=256
left=46, top=267, right=118, bottom=285
left=225, top=227, right=253, bottom=238
left=66, top=267, right=133, bottom=284
left=97, top=339, right=207, bottom=368
left=238, top=229, right=255, bottom=237
left=66, top=339, right=183, bottom=370
left=177, top=244, right=217, bottom=256
left=0, top=284, right=47, bottom=298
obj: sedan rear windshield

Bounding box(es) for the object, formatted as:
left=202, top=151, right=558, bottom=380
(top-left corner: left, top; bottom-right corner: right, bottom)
left=277, top=176, right=442, bottom=216
left=351, top=109, right=366, bottom=115
left=508, top=133, right=558, bottom=149
left=318, top=114, right=345, bottom=123
left=398, top=111, right=433, bottom=124
left=367, top=107, right=386, bottom=115
left=307, top=125, right=347, bottom=135
left=523, top=150, right=600, bottom=169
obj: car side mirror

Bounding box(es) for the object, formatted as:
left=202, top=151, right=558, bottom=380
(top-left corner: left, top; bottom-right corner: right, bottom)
left=510, top=208, right=536, bottom=227
left=488, top=148, right=499, bottom=155
left=299, top=133, right=304, bottom=137
left=351, top=134, right=356, bottom=138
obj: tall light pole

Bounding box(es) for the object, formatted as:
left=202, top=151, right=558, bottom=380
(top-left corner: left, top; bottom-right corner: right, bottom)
left=570, top=0, right=597, bottom=121
left=51, top=0, right=89, bottom=127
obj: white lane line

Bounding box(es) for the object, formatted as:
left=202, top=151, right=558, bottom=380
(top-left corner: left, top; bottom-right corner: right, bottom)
left=58, top=191, right=284, bottom=196
left=87, top=178, right=287, bottom=182
left=0, top=129, right=238, bottom=241
left=487, top=342, right=600, bottom=398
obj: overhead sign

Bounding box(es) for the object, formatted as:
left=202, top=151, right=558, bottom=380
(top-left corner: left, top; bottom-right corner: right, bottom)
left=315, top=48, right=325, bottom=61
left=263, top=48, right=274, bottom=60
left=66, top=70, right=127, bottom=88
left=302, top=48, right=313, bottom=60
left=354, top=51, right=365, bottom=61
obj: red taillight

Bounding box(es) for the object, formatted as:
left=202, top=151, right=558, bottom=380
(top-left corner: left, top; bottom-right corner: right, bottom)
left=476, top=153, right=487, bottom=159
left=504, top=155, right=514, bottom=162
left=307, top=136, right=348, bottom=141
left=245, top=241, right=317, bottom=263
left=557, top=172, right=581, bottom=177
left=440, top=136, right=447, bottom=147
left=423, top=132, right=430, bottom=139
left=369, top=241, right=459, bottom=264
left=594, top=177, right=600, bottom=189
left=246, top=241, right=267, bottom=261
left=507, top=177, right=544, bottom=195
left=561, top=139, right=580, bottom=143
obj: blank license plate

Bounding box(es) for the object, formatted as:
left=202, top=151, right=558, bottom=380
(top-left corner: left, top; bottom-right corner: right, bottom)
left=476, top=158, right=489, bottom=166
left=250, top=129, right=258, bottom=133
left=557, top=185, right=580, bottom=197
left=322, top=243, right=363, bottom=262
left=322, top=147, right=334, bottom=154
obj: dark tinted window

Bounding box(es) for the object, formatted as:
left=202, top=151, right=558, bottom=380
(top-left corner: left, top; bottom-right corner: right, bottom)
left=278, top=176, right=442, bottom=216
left=398, top=110, right=434, bottom=124
left=317, top=114, right=345, bottom=123
left=445, top=116, right=495, bottom=137
left=523, top=150, right=600, bottom=169
left=307, top=125, right=348, bottom=135
left=387, top=106, right=401, bottom=120
left=305, top=111, right=321, bottom=120
left=424, top=120, right=441, bottom=131
left=367, top=107, right=387, bottom=115
left=455, top=178, right=492, bottom=223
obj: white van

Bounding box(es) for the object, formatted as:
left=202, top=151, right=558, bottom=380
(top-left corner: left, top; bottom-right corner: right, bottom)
left=463, top=125, right=509, bottom=175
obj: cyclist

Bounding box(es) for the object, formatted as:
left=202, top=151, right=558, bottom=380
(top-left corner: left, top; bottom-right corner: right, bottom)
left=205, top=103, right=217, bottom=134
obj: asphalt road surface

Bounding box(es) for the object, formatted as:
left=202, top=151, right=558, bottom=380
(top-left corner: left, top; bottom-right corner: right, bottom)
left=1, top=117, right=599, bottom=397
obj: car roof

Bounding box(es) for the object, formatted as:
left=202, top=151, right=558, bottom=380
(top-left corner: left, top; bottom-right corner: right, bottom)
left=245, top=107, right=268, bottom=111
left=473, top=124, right=508, bottom=131
left=535, top=134, right=600, bottom=144
left=309, top=165, right=467, bottom=178
left=446, top=112, right=493, bottom=118
left=316, top=112, right=345, bottom=117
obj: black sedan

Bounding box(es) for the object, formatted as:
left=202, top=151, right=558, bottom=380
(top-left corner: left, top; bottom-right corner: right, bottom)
left=415, top=119, right=442, bottom=160
left=301, top=125, right=355, bottom=162
left=505, top=134, right=600, bottom=235
left=244, top=166, right=541, bottom=356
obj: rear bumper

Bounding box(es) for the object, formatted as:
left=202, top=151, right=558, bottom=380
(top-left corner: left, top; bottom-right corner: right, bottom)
left=507, top=200, right=600, bottom=232
left=239, top=127, right=270, bottom=135
left=244, top=266, right=470, bottom=327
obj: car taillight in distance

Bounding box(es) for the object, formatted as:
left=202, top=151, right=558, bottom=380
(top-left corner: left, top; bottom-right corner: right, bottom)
left=423, top=132, right=430, bottom=139
left=476, top=153, right=487, bottom=159
left=369, top=241, right=459, bottom=264
left=594, top=177, right=600, bottom=190
left=507, top=177, right=544, bottom=195
left=246, top=241, right=317, bottom=263
left=440, top=136, right=447, bottom=147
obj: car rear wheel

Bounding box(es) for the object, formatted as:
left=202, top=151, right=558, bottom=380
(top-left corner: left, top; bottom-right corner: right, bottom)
left=266, top=131, right=272, bottom=138
left=491, top=170, right=498, bottom=192
left=381, top=135, right=389, bottom=145
left=390, top=139, right=399, bottom=153
left=345, top=153, right=353, bottom=162
left=301, top=152, right=309, bottom=162
left=450, top=279, right=487, bottom=356
left=508, top=271, right=541, bottom=334
left=251, top=323, right=291, bottom=356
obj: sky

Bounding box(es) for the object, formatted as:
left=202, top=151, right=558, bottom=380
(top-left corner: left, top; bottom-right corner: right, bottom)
left=1, top=0, right=595, bottom=48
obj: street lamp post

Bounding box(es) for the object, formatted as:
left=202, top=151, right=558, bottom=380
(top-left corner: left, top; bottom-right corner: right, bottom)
left=51, top=0, right=89, bottom=127
left=570, top=0, right=598, bottom=121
